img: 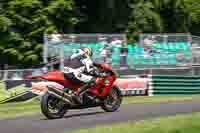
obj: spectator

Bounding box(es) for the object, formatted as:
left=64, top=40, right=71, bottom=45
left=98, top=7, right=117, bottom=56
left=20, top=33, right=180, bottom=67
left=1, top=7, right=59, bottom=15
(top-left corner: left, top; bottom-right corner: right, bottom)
left=143, top=35, right=160, bottom=56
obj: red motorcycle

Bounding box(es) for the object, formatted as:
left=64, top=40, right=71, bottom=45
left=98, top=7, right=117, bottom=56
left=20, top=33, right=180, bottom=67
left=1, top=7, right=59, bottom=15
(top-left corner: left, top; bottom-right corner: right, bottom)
left=29, top=64, right=122, bottom=119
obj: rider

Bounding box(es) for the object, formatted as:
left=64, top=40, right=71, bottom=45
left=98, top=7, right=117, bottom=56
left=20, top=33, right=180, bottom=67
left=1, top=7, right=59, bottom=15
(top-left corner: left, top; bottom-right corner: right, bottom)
left=63, top=47, right=100, bottom=104
left=99, top=37, right=122, bottom=63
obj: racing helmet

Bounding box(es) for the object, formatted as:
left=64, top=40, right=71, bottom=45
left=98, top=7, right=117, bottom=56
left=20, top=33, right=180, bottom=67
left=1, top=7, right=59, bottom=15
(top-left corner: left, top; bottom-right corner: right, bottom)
left=81, top=47, right=93, bottom=57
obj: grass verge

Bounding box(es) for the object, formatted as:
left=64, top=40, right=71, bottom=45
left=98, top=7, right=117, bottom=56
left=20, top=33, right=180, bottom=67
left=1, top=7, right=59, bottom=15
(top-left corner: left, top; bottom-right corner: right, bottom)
left=123, top=95, right=200, bottom=104
left=0, top=82, right=28, bottom=101
left=70, top=112, right=200, bottom=133
left=0, top=98, right=40, bottom=119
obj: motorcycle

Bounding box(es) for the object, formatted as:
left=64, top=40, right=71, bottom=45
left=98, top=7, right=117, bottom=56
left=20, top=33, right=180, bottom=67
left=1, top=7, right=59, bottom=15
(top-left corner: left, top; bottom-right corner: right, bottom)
left=28, top=63, right=122, bottom=119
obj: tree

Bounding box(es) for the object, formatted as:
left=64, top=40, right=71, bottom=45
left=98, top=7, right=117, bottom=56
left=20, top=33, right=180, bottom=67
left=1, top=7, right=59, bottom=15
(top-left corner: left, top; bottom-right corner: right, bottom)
left=157, top=0, right=190, bottom=32
left=127, top=0, right=163, bottom=42
left=0, top=0, right=200, bottom=66
left=0, top=0, right=81, bottom=67
left=184, top=0, right=200, bottom=35
left=127, top=0, right=192, bottom=42
left=75, top=0, right=130, bottom=33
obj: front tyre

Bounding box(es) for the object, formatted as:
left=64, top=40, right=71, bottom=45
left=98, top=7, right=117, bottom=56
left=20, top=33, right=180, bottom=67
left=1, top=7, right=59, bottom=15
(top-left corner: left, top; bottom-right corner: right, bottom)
left=41, top=93, right=67, bottom=119
left=101, top=86, right=122, bottom=112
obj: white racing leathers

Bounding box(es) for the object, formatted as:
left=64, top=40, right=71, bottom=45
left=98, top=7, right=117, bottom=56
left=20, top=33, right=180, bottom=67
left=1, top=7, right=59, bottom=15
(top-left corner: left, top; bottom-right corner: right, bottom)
left=63, top=49, right=94, bottom=83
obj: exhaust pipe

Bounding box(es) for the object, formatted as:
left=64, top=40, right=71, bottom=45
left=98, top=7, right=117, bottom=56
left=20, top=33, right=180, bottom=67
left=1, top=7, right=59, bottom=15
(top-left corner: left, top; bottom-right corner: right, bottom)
left=47, top=85, right=72, bottom=104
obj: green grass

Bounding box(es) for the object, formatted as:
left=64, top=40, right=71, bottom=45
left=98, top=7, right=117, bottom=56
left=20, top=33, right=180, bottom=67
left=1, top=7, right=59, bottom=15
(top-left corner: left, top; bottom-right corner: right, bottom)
left=0, top=82, right=28, bottom=101
left=70, top=112, right=200, bottom=133
left=123, top=95, right=200, bottom=104
left=0, top=98, right=40, bottom=119
left=0, top=82, right=9, bottom=100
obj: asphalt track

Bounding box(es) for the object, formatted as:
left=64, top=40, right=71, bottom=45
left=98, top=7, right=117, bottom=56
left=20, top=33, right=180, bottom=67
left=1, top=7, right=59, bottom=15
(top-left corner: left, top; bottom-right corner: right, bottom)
left=1, top=100, right=200, bottom=133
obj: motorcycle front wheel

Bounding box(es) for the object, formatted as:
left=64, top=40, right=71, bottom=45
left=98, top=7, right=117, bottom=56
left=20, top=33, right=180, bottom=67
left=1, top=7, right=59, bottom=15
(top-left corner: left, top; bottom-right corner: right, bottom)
left=101, top=86, right=122, bottom=112
left=41, top=93, right=67, bottom=119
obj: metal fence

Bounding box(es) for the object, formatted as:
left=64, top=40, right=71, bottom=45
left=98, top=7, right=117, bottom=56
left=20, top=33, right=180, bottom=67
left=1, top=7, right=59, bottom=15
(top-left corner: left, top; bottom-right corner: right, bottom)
left=2, top=33, right=200, bottom=78
left=43, top=34, right=127, bottom=70
left=0, top=69, right=44, bottom=81
left=42, top=33, right=200, bottom=76
left=127, top=33, right=200, bottom=76
left=138, top=33, right=192, bottom=68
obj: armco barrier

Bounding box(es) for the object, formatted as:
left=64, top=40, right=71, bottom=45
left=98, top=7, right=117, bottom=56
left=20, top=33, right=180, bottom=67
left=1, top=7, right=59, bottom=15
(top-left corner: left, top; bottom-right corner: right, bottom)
left=148, top=75, right=200, bottom=96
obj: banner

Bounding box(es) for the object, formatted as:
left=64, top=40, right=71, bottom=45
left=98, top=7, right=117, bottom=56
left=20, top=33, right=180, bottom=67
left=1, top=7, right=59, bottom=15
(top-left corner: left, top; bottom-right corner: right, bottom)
left=114, top=78, right=148, bottom=96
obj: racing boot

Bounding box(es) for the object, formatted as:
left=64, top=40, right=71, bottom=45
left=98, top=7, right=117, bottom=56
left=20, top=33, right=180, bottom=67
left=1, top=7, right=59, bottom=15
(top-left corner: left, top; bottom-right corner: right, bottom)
left=72, top=79, right=96, bottom=104
left=71, top=92, right=83, bottom=104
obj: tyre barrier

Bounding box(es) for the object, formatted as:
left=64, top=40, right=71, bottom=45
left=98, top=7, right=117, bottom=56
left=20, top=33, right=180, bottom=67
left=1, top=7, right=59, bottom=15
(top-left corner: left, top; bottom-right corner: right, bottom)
left=148, top=75, right=200, bottom=96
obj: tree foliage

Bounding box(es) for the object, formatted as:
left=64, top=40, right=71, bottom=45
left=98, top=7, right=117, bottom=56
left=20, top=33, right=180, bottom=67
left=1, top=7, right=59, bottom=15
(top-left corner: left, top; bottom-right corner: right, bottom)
left=0, top=0, right=199, bottom=67
left=0, top=0, right=80, bottom=67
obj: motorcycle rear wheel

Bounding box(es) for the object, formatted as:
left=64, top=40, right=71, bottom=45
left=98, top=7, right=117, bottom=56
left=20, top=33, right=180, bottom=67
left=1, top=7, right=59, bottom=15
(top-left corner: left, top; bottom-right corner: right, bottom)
left=41, top=93, right=67, bottom=119
left=101, top=86, right=122, bottom=112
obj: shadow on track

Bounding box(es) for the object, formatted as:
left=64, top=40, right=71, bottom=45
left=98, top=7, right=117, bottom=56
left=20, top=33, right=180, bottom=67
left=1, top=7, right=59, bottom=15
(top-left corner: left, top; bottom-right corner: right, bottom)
left=41, top=111, right=106, bottom=120
left=64, top=111, right=105, bottom=119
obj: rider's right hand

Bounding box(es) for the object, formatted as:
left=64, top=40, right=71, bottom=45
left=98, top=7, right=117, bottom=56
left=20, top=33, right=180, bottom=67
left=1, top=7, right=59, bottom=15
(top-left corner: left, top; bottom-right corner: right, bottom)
left=91, top=68, right=107, bottom=77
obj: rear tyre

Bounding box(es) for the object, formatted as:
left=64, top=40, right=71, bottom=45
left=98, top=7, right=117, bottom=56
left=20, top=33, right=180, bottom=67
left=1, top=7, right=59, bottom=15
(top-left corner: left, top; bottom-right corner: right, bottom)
left=101, top=86, right=122, bottom=112
left=41, top=93, right=67, bottom=119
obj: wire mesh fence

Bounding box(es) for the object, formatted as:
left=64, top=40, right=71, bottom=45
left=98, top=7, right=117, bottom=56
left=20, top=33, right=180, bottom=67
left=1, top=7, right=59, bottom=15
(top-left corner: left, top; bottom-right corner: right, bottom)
left=0, top=69, right=44, bottom=81
left=137, top=33, right=192, bottom=68
left=44, top=34, right=127, bottom=70
left=2, top=33, right=200, bottom=78
left=42, top=33, right=200, bottom=76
